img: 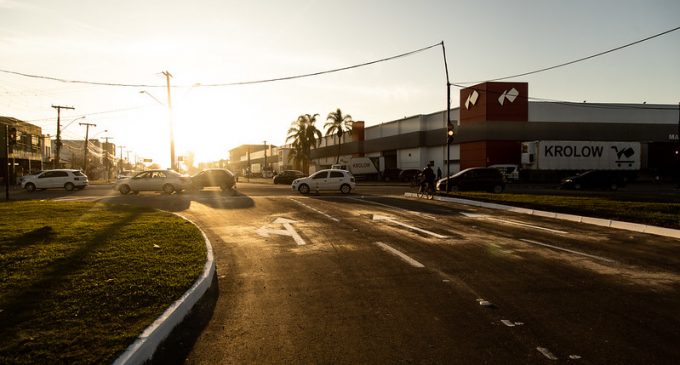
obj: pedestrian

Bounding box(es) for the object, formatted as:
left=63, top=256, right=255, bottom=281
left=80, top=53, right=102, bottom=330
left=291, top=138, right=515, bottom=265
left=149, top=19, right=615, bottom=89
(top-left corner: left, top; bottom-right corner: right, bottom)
left=436, top=167, right=442, bottom=180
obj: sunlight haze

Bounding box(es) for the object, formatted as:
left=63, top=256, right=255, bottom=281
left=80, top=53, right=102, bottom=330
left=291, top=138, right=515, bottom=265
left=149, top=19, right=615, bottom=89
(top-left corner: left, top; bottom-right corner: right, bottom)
left=1, top=0, right=679, bottom=167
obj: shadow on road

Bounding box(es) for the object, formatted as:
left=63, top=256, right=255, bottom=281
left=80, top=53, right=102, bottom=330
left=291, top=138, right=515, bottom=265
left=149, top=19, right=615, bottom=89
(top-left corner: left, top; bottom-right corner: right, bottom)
left=99, top=189, right=255, bottom=212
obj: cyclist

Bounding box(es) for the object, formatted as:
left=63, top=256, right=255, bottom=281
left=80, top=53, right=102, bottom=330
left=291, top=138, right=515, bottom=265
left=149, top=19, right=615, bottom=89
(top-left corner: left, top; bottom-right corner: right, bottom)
left=420, top=163, right=436, bottom=195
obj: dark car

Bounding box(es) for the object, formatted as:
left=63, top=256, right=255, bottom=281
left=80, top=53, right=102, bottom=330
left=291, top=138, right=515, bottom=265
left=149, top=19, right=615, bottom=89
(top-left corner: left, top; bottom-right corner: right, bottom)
left=191, top=168, right=236, bottom=191
left=399, top=169, right=421, bottom=183
left=273, top=170, right=306, bottom=185
left=381, top=168, right=402, bottom=182
left=559, top=170, right=627, bottom=190
left=436, top=167, right=505, bottom=193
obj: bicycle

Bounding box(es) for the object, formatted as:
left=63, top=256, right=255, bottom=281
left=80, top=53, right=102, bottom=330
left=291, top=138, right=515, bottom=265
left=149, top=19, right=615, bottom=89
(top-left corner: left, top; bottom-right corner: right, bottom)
left=416, top=181, right=434, bottom=200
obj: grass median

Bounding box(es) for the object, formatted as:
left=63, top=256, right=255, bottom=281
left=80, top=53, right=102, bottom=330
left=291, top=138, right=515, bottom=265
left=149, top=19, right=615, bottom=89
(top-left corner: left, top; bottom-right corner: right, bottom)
left=440, top=191, right=680, bottom=229
left=0, top=201, right=207, bottom=365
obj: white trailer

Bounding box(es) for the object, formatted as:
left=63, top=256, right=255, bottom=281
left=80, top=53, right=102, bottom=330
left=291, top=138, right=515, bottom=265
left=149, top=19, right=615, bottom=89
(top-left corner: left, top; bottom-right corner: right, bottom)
left=331, top=157, right=380, bottom=179
left=521, top=141, right=641, bottom=170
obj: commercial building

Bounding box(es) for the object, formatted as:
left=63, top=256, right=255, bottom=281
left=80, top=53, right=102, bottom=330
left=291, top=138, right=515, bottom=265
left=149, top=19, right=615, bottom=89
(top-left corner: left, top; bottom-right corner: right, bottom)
left=0, top=116, right=47, bottom=184
left=229, top=82, right=678, bottom=181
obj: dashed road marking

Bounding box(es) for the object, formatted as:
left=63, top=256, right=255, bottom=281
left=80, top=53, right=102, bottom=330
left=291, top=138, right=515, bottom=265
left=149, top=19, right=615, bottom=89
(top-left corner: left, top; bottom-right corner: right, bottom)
left=536, top=347, right=558, bottom=360
left=520, top=239, right=616, bottom=263
left=372, top=214, right=447, bottom=239
left=289, top=198, right=340, bottom=222
left=374, top=242, right=425, bottom=268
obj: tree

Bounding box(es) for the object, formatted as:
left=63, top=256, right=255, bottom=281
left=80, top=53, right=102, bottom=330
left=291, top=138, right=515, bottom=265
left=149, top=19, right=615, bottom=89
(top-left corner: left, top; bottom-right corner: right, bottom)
left=286, top=114, right=322, bottom=174
left=324, top=108, right=354, bottom=164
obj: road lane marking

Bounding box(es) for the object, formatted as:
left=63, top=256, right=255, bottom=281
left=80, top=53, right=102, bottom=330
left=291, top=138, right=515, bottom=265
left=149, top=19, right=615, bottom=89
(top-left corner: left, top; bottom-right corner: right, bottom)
left=461, top=213, right=567, bottom=234
left=536, top=347, right=558, bottom=360
left=348, top=197, right=436, bottom=220
left=372, top=214, right=447, bottom=239
left=520, top=239, right=616, bottom=263
left=256, top=217, right=306, bottom=245
left=374, top=242, right=425, bottom=268
left=289, top=198, right=340, bottom=222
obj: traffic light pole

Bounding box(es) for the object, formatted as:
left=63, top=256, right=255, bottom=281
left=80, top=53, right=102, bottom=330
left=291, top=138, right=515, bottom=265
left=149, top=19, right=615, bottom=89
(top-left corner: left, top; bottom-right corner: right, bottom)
left=441, top=41, right=452, bottom=193
left=4, top=125, right=9, bottom=201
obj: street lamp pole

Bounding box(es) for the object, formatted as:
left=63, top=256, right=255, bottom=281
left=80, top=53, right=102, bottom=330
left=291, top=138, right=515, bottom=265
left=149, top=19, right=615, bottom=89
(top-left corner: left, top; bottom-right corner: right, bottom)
left=441, top=41, right=453, bottom=193
left=162, top=71, right=176, bottom=171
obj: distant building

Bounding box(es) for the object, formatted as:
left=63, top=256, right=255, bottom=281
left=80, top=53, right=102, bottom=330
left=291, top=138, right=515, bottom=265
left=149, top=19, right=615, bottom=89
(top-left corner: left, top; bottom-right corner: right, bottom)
left=0, top=116, right=45, bottom=184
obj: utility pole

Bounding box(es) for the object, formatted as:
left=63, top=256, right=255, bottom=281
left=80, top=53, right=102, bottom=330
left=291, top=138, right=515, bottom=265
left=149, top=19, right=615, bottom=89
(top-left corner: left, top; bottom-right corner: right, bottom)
left=79, top=122, right=96, bottom=174
left=264, top=140, right=267, bottom=171
left=118, top=145, right=126, bottom=173
left=162, top=71, right=175, bottom=171
left=101, top=135, right=113, bottom=182
left=52, top=105, right=75, bottom=169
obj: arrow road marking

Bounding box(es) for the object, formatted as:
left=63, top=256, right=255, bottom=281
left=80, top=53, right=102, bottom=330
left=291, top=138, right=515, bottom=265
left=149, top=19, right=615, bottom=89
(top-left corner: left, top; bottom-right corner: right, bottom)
left=256, top=217, right=306, bottom=245
left=372, top=214, right=447, bottom=239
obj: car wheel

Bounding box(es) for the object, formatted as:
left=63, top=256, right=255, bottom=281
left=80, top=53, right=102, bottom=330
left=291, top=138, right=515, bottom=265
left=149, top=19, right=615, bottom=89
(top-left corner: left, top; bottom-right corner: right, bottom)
left=119, top=185, right=131, bottom=195
left=298, top=184, right=310, bottom=194
left=162, top=184, right=175, bottom=194
left=25, top=183, right=36, bottom=192
left=64, top=182, right=75, bottom=191
left=220, top=182, right=232, bottom=191
left=340, top=184, right=352, bottom=194
left=492, top=184, right=504, bottom=194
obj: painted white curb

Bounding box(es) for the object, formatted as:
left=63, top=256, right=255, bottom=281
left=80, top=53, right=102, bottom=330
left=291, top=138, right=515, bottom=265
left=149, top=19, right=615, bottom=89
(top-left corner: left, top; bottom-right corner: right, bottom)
left=405, top=192, right=680, bottom=239
left=112, top=215, right=216, bottom=365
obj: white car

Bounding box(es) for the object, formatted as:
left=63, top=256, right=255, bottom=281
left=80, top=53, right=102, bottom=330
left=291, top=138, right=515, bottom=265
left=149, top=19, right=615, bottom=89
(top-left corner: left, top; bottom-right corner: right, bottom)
left=114, top=169, right=191, bottom=195
left=21, top=169, right=89, bottom=192
left=291, top=169, right=356, bottom=194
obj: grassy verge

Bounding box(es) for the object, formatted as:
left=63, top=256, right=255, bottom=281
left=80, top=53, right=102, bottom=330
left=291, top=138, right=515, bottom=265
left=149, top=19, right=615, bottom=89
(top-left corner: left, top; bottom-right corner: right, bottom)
left=0, top=201, right=206, bottom=365
left=441, top=191, right=680, bottom=229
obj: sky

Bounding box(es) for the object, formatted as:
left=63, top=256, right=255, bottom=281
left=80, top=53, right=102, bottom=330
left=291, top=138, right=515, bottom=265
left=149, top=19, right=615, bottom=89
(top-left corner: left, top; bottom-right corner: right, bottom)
left=1, top=0, right=679, bottom=168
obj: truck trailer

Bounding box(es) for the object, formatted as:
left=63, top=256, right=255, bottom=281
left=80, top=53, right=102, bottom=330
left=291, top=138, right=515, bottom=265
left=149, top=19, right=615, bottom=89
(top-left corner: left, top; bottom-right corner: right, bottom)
left=521, top=140, right=641, bottom=181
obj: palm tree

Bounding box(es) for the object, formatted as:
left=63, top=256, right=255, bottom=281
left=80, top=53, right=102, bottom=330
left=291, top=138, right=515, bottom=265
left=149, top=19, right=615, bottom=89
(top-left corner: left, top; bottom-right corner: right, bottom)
left=324, top=108, right=354, bottom=164
left=286, top=113, right=322, bottom=174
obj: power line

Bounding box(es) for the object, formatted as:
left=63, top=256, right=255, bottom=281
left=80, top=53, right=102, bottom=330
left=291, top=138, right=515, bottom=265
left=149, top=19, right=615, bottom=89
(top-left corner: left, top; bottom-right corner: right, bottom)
left=0, top=42, right=442, bottom=88
left=456, top=24, right=680, bottom=84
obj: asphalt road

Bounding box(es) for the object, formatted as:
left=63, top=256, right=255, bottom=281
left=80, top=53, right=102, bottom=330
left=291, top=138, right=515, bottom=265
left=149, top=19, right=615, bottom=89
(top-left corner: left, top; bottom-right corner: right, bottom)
left=9, top=183, right=680, bottom=364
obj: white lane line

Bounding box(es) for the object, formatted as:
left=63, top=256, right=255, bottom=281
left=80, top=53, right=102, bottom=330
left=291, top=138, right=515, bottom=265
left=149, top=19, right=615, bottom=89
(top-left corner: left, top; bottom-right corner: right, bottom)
left=462, top=213, right=567, bottom=234
left=289, top=198, right=340, bottom=222
left=373, top=215, right=447, bottom=239
left=536, top=347, right=558, bottom=360
left=374, top=242, right=425, bottom=268
left=520, top=239, right=616, bottom=263
left=348, top=197, right=436, bottom=220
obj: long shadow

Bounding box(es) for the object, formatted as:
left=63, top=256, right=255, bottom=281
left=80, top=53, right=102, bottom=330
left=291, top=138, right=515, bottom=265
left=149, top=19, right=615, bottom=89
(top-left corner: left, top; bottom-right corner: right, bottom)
left=101, top=189, right=254, bottom=212
left=0, top=209, right=143, bottom=341
left=147, top=274, right=219, bottom=365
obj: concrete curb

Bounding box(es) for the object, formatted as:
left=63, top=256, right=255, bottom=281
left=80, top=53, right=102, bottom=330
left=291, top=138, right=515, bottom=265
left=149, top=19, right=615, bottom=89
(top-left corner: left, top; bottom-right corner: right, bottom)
left=112, top=215, right=215, bottom=365
left=404, top=193, right=680, bottom=239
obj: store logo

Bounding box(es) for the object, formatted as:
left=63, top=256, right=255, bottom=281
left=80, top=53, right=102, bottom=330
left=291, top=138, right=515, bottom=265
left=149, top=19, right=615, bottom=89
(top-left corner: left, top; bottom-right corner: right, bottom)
left=465, top=90, right=479, bottom=109
left=498, top=88, right=519, bottom=106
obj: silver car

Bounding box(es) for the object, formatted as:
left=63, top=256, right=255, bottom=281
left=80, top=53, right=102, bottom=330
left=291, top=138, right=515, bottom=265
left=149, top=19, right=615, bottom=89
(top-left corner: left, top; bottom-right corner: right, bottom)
left=114, top=169, right=191, bottom=195
left=21, top=169, right=89, bottom=192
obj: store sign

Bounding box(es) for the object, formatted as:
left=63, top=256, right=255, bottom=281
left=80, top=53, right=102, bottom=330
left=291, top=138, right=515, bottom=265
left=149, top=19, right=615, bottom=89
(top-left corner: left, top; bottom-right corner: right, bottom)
left=670, top=134, right=679, bottom=141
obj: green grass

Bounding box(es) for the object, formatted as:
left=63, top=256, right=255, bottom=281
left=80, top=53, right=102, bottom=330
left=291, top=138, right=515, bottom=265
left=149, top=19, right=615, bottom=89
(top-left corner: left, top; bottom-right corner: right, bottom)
left=442, top=191, right=680, bottom=229
left=0, top=201, right=207, bottom=365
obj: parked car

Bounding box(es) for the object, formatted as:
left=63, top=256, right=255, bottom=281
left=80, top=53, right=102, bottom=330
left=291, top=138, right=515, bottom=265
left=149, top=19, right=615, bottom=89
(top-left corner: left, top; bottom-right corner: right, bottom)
left=436, top=167, right=505, bottom=193
left=381, top=168, right=402, bottom=182
left=273, top=170, right=306, bottom=185
left=191, top=168, right=236, bottom=191
left=21, top=169, right=88, bottom=192
left=399, top=169, right=421, bottom=183
left=559, top=170, right=627, bottom=190
left=291, top=169, right=356, bottom=194
left=114, top=169, right=191, bottom=195
left=489, top=164, right=520, bottom=183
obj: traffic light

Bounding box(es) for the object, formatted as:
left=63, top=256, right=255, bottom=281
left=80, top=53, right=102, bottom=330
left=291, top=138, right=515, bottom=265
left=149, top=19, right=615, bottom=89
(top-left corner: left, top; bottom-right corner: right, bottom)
left=447, top=123, right=455, bottom=144
left=8, top=127, right=17, bottom=146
